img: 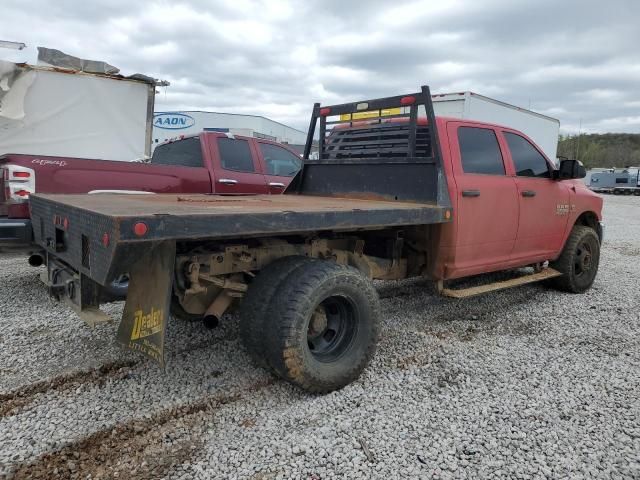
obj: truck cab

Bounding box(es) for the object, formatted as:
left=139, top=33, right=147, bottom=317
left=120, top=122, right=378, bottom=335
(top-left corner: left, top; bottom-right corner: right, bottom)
left=435, top=118, right=603, bottom=280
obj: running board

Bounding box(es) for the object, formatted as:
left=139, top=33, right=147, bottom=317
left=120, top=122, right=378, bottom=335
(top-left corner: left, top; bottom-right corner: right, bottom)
left=440, top=268, right=562, bottom=299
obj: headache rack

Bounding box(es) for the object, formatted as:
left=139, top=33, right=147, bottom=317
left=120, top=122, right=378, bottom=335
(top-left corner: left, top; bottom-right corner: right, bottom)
left=292, top=85, right=450, bottom=205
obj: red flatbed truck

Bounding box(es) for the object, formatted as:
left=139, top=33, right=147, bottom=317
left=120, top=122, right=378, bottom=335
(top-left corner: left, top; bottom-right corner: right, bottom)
left=29, top=86, right=603, bottom=393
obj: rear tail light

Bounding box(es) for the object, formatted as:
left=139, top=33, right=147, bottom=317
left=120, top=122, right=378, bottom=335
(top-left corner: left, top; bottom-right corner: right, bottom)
left=2, top=164, right=36, bottom=203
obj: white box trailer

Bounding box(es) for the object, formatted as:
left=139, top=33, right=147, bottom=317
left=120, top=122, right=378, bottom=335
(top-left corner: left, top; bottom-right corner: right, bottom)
left=432, top=92, right=560, bottom=162
left=0, top=62, right=157, bottom=161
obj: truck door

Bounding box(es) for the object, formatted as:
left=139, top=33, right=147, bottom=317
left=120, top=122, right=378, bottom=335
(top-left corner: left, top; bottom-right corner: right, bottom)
left=501, top=130, right=570, bottom=259
left=448, top=123, right=519, bottom=274
left=208, top=135, right=269, bottom=194
left=254, top=140, right=302, bottom=194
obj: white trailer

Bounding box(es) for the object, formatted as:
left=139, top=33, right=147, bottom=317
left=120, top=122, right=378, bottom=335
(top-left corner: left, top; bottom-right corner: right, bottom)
left=432, top=92, right=560, bottom=162
left=0, top=61, right=157, bottom=161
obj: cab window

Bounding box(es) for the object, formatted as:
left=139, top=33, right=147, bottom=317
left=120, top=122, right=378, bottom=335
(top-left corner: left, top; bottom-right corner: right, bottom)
left=217, top=138, right=255, bottom=173
left=458, top=127, right=505, bottom=175
left=505, top=132, right=550, bottom=178
left=258, top=143, right=301, bottom=176
left=151, top=137, right=203, bottom=167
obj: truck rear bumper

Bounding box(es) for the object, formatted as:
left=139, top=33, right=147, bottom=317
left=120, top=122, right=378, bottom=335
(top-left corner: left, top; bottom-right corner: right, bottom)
left=0, top=217, right=33, bottom=251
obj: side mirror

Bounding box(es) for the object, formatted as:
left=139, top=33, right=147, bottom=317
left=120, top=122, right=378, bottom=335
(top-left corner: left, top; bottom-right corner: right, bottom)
left=555, top=159, right=586, bottom=180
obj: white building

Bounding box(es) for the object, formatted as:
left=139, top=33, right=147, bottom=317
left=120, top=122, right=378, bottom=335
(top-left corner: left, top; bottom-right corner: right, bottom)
left=152, top=111, right=307, bottom=152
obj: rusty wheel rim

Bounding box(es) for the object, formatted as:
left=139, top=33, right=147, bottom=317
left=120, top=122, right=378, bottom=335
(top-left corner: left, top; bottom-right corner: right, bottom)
left=574, top=240, right=593, bottom=278
left=306, top=296, right=356, bottom=362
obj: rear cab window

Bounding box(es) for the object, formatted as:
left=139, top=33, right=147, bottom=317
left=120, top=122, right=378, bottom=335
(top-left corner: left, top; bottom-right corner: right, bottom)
left=504, top=132, right=551, bottom=178
left=217, top=138, right=256, bottom=173
left=151, top=137, right=203, bottom=167
left=258, top=142, right=301, bottom=176
left=458, top=127, right=505, bottom=175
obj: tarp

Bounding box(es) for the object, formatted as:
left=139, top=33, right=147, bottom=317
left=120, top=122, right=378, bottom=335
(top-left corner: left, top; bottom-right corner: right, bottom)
left=37, top=47, right=120, bottom=75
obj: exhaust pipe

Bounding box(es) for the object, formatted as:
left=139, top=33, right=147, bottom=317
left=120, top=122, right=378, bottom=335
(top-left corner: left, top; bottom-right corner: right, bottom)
left=28, top=254, right=44, bottom=267
left=203, top=290, right=234, bottom=329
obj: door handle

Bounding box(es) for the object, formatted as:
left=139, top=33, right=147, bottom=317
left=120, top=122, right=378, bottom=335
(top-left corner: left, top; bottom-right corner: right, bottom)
left=268, top=182, right=286, bottom=188
left=461, top=189, right=480, bottom=197
left=521, top=190, right=536, bottom=197
left=218, top=178, right=238, bottom=185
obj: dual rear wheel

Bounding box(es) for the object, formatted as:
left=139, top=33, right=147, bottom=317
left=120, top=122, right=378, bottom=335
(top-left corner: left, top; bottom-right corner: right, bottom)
left=239, top=257, right=380, bottom=393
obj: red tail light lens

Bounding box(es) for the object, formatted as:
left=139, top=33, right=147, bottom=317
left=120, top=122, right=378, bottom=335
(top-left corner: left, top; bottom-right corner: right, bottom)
left=400, top=96, right=416, bottom=105
left=133, top=222, right=148, bottom=237
left=4, top=165, right=36, bottom=203
left=319, top=107, right=331, bottom=116
left=102, top=233, right=110, bottom=247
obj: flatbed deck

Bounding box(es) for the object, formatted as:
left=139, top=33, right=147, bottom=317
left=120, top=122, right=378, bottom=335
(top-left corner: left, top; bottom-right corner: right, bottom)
left=31, top=193, right=451, bottom=242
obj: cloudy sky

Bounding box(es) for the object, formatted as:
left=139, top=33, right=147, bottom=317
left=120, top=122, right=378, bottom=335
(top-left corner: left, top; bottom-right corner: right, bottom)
left=2, top=0, right=639, bottom=134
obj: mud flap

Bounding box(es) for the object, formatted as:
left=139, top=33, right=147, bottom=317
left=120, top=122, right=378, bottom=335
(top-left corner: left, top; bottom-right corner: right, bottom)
left=116, top=241, right=176, bottom=368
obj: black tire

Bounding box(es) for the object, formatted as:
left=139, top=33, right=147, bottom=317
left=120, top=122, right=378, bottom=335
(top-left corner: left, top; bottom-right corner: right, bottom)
left=263, top=260, right=380, bottom=393
left=102, top=274, right=129, bottom=299
left=238, top=256, right=311, bottom=368
left=549, top=225, right=600, bottom=293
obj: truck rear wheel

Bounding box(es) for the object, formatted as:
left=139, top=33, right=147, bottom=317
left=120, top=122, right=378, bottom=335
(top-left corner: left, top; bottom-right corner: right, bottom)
left=263, top=260, right=380, bottom=393
left=239, top=256, right=310, bottom=368
left=549, top=225, right=600, bottom=293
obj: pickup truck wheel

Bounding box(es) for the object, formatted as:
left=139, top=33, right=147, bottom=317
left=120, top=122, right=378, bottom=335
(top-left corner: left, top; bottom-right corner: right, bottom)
left=103, top=274, right=129, bottom=299
left=239, top=256, right=310, bottom=368
left=549, top=225, right=600, bottom=293
left=264, top=260, right=380, bottom=393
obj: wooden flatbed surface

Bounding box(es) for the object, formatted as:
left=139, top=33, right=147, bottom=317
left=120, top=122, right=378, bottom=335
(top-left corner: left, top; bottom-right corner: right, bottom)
left=33, top=193, right=445, bottom=217
left=31, top=193, right=452, bottom=247
left=31, top=193, right=452, bottom=284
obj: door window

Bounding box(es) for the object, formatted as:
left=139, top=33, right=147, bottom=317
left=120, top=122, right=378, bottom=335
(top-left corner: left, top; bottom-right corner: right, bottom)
left=505, top=132, right=550, bottom=178
left=258, top=143, right=302, bottom=176
left=458, top=127, right=505, bottom=175
left=151, top=137, right=203, bottom=167
left=217, top=138, right=255, bottom=172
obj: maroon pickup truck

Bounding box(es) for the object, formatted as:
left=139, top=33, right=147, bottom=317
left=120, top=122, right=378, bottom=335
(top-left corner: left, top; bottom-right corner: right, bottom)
left=0, top=133, right=302, bottom=252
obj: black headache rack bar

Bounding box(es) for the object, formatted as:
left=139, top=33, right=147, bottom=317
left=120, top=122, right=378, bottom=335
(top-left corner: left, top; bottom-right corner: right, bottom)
left=294, top=85, right=451, bottom=205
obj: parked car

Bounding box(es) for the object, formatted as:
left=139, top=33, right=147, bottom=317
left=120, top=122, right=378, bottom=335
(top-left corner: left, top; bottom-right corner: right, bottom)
left=0, top=133, right=302, bottom=254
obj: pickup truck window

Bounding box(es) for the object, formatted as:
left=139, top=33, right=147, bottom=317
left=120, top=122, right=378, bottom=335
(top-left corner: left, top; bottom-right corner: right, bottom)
left=505, top=132, right=550, bottom=178
left=458, top=127, right=505, bottom=175
left=151, top=137, right=203, bottom=168
left=217, top=138, right=255, bottom=173
left=259, top=143, right=301, bottom=176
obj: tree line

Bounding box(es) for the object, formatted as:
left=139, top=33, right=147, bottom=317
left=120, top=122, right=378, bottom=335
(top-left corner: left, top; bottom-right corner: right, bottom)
left=557, top=133, right=640, bottom=169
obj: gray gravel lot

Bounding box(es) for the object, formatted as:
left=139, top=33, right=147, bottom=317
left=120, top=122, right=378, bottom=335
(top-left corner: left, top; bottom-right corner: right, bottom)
left=0, top=195, right=638, bottom=479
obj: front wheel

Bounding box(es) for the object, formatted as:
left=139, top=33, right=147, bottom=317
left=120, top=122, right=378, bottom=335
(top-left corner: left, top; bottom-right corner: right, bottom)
left=549, top=225, right=600, bottom=293
left=263, top=260, right=380, bottom=393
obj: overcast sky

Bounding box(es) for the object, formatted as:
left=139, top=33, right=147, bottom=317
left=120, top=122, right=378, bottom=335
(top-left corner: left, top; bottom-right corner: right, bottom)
left=2, top=0, right=639, bottom=134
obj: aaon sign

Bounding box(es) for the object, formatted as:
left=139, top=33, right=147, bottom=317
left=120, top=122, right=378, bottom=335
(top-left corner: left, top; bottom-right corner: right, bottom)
left=154, top=113, right=196, bottom=130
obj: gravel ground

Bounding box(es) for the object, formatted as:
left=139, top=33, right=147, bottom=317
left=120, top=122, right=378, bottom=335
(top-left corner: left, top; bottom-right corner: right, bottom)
left=0, top=195, right=638, bottom=479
